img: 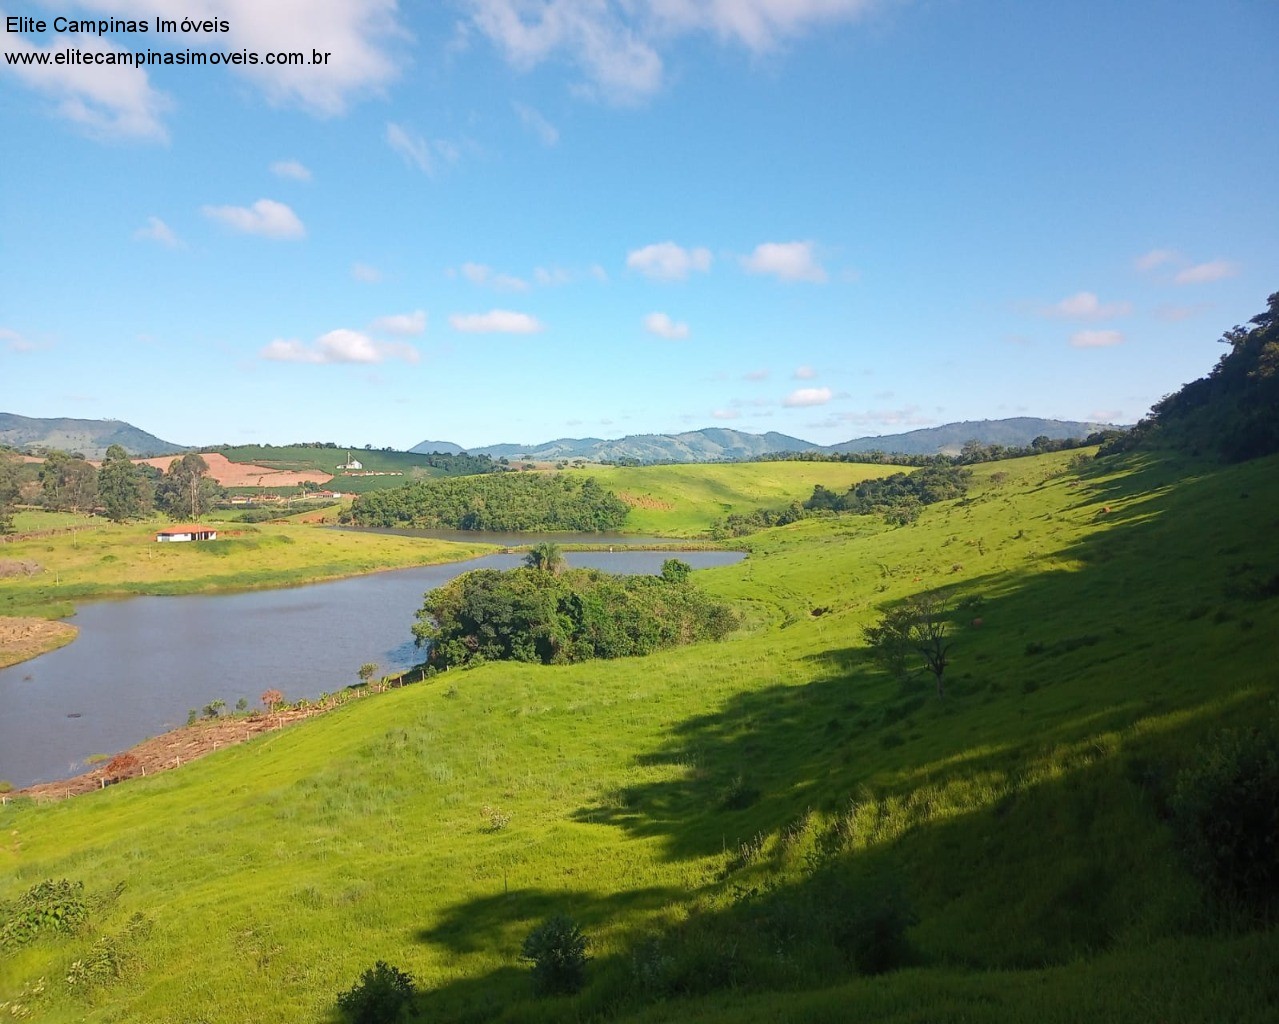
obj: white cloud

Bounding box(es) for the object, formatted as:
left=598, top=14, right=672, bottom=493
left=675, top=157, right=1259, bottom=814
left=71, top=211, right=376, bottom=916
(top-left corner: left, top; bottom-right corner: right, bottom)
left=1135, top=248, right=1178, bottom=272
left=514, top=101, right=559, bottom=146
left=1, top=29, right=171, bottom=141
left=462, top=0, right=877, bottom=101
left=386, top=122, right=436, bottom=173
left=352, top=262, right=382, bottom=283
left=1044, top=291, right=1131, bottom=320
left=742, top=241, right=827, bottom=283
left=534, top=265, right=573, bottom=286
left=626, top=242, right=712, bottom=281
left=270, top=159, right=312, bottom=181
left=448, top=310, right=544, bottom=334
left=784, top=386, right=833, bottom=407
left=711, top=408, right=741, bottom=421
left=643, top=312, right=689, bottom=340
left=1175, top=260, right=1238, bottom=285
left=460, top=262, right=530, bottom=291
left=371, top=310, right=427, bottom=336
left=793, top=365, right=816, bottom=379
left=1070, top=329, right=1124, bottom=348
left=1, top=327, right=40, bottom=353
left=261, top=328, right=419, bottom=365
left=133, top=216, right=182, bottom=248
left=202, top=199, right=305, bottom=240
left=464, top=0, right=663, bottom=103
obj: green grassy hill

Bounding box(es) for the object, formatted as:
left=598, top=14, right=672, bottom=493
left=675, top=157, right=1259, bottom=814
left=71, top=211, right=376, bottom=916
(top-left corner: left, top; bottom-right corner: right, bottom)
left=586, top=461, right=905, bottom=535
left=1, top=449, right=1276, bottom=1022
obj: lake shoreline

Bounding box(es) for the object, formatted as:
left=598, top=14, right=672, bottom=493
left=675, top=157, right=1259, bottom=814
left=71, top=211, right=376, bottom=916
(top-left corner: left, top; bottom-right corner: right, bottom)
left=0, top=616, right=79, bottom=669
left=7, top=692, right=369, bottom=803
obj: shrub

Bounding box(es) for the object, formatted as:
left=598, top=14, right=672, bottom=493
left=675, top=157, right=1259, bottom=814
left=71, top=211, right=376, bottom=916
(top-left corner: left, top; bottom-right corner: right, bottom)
left=521, top=914, right=589, bottom=996
left=1, top=879, right=89, bottom=949
left=336, top=961, right=416, bottom=1024
left=1170, top=726, right=1279, bottom=914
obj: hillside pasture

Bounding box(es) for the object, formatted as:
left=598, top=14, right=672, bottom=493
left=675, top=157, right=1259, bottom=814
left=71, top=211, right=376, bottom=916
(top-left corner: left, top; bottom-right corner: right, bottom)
left=0, top=450, right=1276, bottom=1022
left=588, top=461, right=910, bottom=535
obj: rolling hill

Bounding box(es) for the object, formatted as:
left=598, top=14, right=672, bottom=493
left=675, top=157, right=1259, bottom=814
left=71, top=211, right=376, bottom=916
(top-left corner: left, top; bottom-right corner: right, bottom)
left=0, top=413, right=187, bottom=459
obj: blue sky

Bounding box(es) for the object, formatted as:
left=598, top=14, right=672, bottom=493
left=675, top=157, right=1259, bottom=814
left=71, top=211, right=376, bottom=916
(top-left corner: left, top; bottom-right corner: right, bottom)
left=2, top=0, right=1276, bottom=450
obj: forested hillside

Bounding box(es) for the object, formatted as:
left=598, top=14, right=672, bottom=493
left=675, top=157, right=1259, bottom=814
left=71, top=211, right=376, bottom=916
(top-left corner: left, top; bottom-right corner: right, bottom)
left=342, top=473, right=630, bottom=531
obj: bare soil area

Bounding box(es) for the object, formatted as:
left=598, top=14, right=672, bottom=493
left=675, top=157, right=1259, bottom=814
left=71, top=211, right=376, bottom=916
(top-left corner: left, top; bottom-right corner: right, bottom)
left=0, top=616, right=77, bottom=669
left=13, top=703, right=338, bottom=802
left=129, top=453, right=333, bottom=488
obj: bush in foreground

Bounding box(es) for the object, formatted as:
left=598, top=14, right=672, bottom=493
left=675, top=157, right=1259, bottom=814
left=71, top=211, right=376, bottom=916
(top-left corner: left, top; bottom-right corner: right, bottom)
left=521, top=914, right=590, bottom=996
left=336, top=961, right=416, bottom=1024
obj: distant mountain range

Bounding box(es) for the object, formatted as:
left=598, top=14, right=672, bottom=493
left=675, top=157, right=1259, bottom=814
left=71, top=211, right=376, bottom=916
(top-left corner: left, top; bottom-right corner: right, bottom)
left=3, top=412, right=1123, bottom=466
left=417, top=418, right=1123, bottom=463
left=0, top=413, right=187, bottom=460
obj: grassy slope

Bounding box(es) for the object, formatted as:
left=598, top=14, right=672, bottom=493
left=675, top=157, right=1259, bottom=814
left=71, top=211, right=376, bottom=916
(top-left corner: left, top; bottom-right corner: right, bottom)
left=0, top=519, right=496, bottom=620
left=1, top=450, right=1277, bottom=1021
left=586, top=461, right=904, bottom=535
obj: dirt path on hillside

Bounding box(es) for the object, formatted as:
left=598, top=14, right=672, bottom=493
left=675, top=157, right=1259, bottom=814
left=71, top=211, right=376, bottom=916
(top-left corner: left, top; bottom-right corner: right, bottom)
left=0, top=616, right=78, bottom=669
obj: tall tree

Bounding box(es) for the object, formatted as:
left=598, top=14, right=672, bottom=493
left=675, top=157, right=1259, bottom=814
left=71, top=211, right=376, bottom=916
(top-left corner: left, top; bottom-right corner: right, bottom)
left=39, top=450, right=98, bottom=513
left=97, top=444, right=147, bottom=522
left=0, top=450, right=21, bottom=533
left=156, top=453, right=220, bottom=520
left=524, top=542, right=565, bottom=574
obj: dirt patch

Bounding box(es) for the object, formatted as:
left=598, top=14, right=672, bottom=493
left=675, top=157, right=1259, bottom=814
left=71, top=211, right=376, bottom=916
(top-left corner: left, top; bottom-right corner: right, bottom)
left=618, top=491, right=675, bottom=511
left=0, top=559, right=42, bottom=578
left=9, top=686, right=404, bottom=803
left=124, top=453, right=334, bottom=488
left=0, top=616, right=78, bottom=669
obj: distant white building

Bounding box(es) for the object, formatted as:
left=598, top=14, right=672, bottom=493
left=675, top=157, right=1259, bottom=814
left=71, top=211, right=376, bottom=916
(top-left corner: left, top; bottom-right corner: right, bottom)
left=338, top=452, right=363, bottom=470
left=156, top=525, right=218, bottom=543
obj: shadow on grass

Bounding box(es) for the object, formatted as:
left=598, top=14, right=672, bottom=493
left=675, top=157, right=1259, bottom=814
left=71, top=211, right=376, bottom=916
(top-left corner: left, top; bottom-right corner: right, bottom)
left=353, top=451, right=1279, bottom=1022
left=567, top=450, right=1279, bottom=865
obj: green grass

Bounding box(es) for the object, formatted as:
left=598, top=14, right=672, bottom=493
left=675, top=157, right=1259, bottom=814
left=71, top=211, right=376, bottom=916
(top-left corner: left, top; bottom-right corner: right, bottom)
left=585, top=461, right=907, bottom=535
left=1, top=449, right=1276, bottom=1021
left=0, top=516, right=495, bottom=619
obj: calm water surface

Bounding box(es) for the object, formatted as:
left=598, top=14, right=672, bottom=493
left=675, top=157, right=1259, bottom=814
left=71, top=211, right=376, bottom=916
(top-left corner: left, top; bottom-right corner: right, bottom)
left=0, top=550, right=743, bottom=789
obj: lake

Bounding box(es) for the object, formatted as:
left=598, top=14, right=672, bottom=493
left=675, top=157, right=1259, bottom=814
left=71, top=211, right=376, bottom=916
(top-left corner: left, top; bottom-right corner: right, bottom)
left=0, top=550, right=744, bottom=790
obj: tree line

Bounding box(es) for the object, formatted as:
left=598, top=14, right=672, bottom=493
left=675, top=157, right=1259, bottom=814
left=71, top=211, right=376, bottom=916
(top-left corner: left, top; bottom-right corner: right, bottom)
left=341, top=473, right=630, bottom=532
left=710, top=465, right=972, bottom=537
left=0, top=445, right=225, bottom=531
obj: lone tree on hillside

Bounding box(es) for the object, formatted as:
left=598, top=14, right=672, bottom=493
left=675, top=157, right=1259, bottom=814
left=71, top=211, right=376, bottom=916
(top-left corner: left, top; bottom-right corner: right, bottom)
left=863, top=591, right=955, bottom=697
left=524, top=542, right=565, bottom=574
left=358, top=662, right=381, bottom=691
left=261, top=689, right=284, bottom=715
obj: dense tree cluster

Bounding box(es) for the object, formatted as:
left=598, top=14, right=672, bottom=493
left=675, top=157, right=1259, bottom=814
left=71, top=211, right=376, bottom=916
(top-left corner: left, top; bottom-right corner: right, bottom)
left=413, top=560, right=737, bottom=668
left=342, top=473, right=629, bottom=532
left=806, top=465, right=971, bottom=519
left=1106, top=290, right=1279, bottom=462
